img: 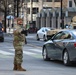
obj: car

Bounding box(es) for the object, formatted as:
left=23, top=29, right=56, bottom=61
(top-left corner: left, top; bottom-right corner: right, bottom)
left=47, top=29, right=61, bottom=40
left=42, top=29, right=76, bottom=66
left=36, top=27, right=54, bottom=41
left=0, top=23, right=4, bottom=42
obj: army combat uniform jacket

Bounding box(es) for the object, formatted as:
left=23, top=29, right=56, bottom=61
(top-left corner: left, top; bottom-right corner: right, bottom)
left=13, top=24, right=25, bottom=64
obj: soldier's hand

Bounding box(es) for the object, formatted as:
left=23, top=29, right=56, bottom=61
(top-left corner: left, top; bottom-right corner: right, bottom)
left=21, top=30, right=27, bottom=36
left=21, top=30, right=25, bottom=34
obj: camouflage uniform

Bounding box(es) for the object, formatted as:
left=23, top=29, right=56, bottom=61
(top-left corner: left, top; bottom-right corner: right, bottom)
left=13, top=25, right=25, bottom=64
left=13, top=18, right=26, bottom=71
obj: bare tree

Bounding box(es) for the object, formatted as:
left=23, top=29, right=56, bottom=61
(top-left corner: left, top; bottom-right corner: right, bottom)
left=0, top=0, right=14, bottom=32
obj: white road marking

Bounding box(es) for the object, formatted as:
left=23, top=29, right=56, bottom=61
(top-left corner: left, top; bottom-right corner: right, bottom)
left=29, top=49, right=42, bottom=53
left=0, top=50, right=14, bottom=55
left=0, top=48, right=41, bottom=56
left=23, top=51, right=36, bottom=55
left=8, top=49, right=38, bottom=55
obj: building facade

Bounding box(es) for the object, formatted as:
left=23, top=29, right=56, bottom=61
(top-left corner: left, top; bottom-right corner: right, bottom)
left=24, top=0, right=61, bottom=26
left=24, top=0, right=76, bottom=29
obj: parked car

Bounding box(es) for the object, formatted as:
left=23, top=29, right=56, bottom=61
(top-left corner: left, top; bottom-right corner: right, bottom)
left=42, top=29, right=76, bottom=65
left=0, top=23, right=4, bottom=42
left=36, top=27, right=54, bottom=41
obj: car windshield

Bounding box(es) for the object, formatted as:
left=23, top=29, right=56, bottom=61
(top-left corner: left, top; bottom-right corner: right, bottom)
left=45, top=28, right=50, bottom=31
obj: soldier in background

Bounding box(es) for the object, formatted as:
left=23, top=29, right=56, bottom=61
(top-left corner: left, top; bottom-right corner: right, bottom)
left=13, top=18, right=26, bottom=71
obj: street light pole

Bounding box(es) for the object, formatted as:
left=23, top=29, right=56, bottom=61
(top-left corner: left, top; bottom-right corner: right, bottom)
left=4, top=0, right=8, bottom=33
left=60, top=0, right=64, bottom=29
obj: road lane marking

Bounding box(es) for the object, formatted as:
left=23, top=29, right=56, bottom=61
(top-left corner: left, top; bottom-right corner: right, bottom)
left=9, top=48, right=42, bottom=54
left=0, top=48, right=42, bottom=57
left=23, top=51, right=36, bottom=55
left=29, top=49, right=42, bottom=53
left=0, top=50, right=14, bottom=55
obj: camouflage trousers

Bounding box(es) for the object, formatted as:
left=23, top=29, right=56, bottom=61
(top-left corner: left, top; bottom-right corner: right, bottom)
left=14, top=46, right=23, bottom=64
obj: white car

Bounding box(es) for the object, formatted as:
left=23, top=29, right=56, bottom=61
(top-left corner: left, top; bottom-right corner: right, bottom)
left=36, top=27, right=52, bottom=41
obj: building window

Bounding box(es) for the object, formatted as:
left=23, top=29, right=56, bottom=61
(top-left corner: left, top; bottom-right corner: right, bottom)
left=32, top=0, right=39, bottom=2
left=46, top=0, right=52, bottom=2
left=26, top=0, right=30, bottom=2
left=43, top=7, right=52, bottom=9
left=54, top=0, right=60, bottom=2
left=32, top=8, right=38, bottom=14
left=27, top=8, right=30, bottom=14
left=69, top=1, right=72, bottom=7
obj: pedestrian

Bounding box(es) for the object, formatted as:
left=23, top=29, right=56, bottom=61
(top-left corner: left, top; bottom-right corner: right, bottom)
left=13, top=17, right=26, bottom=71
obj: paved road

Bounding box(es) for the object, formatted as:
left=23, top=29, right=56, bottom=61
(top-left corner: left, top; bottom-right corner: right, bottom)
left=0, top=33, right=76, bottom=75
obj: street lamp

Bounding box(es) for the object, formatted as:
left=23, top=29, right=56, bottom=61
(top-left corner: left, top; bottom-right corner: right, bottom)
left=4, top=0, right=8, bottom=32
left=60, top=0, right=64, bottom=29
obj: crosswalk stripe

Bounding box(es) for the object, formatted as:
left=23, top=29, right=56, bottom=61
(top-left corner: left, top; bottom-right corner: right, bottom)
left=0, top=48, right=42, bottom=56
left=9, top=48, right=41, bottom=54
left=8, top=49, right=38, bottom=55
left=29, top=49, right=42, bottom=53
left=23, top=51, right=36, bottom=55
left=0, top=50, right=14, bottom=55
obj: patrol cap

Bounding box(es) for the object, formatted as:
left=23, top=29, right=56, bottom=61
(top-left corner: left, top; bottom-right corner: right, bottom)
left=17, top=17, right=23, bottom=25
left=17, top=17, right=23, bottom=22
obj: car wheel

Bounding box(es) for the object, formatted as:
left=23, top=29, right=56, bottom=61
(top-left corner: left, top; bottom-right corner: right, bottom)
left=36, top=34, right=40, bottom=41
left=63, top=50, right=70, bottom=66
left=43, top=47, right=50, bottom=61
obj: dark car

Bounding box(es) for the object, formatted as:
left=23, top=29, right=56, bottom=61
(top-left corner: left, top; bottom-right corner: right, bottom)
left=0, top=23, right=4, bottom=42
left=42, top=29, right=76, bottom=66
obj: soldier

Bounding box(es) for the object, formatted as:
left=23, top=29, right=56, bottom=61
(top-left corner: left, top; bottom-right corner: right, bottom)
left=13, top=18, right=26, bottom=71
